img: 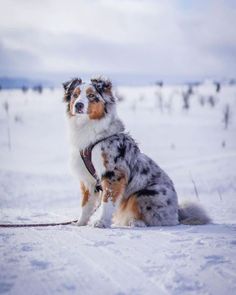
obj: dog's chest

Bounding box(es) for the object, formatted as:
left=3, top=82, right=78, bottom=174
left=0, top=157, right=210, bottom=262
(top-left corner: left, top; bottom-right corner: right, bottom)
left=70, top=145, right=105, bottom=184
left=91, top=144, right=106, bottom=179
left=70, top=149, right=94, bottom=183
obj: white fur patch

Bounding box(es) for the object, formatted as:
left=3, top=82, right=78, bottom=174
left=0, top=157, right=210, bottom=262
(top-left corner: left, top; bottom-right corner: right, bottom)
left=71, top=86, right=89, bottom=116
left=91, top=196, right=122, bottom=228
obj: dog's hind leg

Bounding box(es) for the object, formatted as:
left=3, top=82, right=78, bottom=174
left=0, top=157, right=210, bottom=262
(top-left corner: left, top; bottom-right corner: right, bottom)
left=113, top=195, right=146, bottom=227
left=135, top=185, right=179, bottom=226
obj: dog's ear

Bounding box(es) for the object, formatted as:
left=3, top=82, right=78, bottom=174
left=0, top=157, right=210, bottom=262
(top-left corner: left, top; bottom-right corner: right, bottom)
left=63, top=78, right=82, bottom=102
left=91, top=76, right=115, bottom=103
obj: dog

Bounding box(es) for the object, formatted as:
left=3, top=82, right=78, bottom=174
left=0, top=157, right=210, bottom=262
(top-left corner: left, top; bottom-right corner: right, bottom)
left=63, top=76, right=210, bottom=228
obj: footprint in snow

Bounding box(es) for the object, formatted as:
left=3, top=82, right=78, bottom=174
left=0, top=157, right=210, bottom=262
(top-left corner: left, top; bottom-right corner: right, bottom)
left=165, top=253, right=188, bottom=259
left=0, top=282, right=14, bottom=294
left=17, top=216, right=30, bottom=221
left=86, top=241, right=114, bottom=247
left=170, top=238, right=192, bottom=243
left=142, top=264, right=164, bottom=277
left=30, top=260, right=50, bottom=270
left=0, top=233, right=14, bottom=243
left=108, top=232, right=125, bottom=237
left=21, top=244, right=33, bottom=252
left=32, top=213, right=48, bottom=217
left=62, top=283, right=76, bottom=291
left=230, top=240, right=236, bottom=245
left=6, top=258, right=18, bottom=264
left=123, top=233, right=142, bottom=240
left=205, top=255, right=227, bottom=263
left=201, top=255, right=228, bottom=270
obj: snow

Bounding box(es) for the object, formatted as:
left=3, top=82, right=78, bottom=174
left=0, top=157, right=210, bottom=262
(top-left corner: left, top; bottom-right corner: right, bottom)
left=0, top=83, right=236, bottom=295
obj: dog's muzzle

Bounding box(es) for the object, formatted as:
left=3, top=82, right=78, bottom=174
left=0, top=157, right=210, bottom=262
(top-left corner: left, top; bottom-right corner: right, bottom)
left=75, top=102, right=84, bottom=114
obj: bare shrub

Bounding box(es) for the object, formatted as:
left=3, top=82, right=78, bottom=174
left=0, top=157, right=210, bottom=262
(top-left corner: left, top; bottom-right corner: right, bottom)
left=182, top=86, right=193, bottom=110
left=33, top=84, right=43, bottom=94
left=222, top=104, right=231, bottom=129
left=14, top=115, right=23, bottom=123
left=208, top=95, right=216, bottom=107
left=3, top=101, right=11, bottom=150
left=22, top=86, right=29, bottom=93
left=199, top=95, right=206, bottom=106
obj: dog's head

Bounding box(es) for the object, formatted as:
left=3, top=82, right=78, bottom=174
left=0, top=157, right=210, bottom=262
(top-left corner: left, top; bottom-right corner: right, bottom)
left=63, top=76, right=115, bottom=119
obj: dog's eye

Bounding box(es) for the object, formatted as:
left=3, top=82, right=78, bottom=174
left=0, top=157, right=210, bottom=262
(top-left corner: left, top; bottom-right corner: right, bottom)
left=88, top=93, right=95, bottom=99
left=73, top=93, right=78, bottom=99
left=88, top=94, right=99, bottom=102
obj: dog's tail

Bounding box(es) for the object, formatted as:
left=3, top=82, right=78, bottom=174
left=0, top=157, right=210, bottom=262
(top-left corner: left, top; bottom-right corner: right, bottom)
left=178, top=202, right=211, bottom=225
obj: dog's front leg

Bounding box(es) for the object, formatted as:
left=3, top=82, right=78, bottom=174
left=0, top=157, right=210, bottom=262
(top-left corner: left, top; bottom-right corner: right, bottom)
left=91, top=171, right=126, bottom=228
left=92, top=193, right=121, bottom=228
left=75, top=182, right=98, bottom=226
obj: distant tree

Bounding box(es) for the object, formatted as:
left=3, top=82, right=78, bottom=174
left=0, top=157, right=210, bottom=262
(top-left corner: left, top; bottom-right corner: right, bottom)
left=214, top=82, right=221, bottom=93
left=229, top=79, right=236, bottom=85
left=22, top=85, right=28, bottom=93
left=33, top=84, right=43, bottom=94
left=187, top=85, right=193, bottom=95
left=14, top=114, right=23, bottom=123
left=155, top=81, right=163, bottom=87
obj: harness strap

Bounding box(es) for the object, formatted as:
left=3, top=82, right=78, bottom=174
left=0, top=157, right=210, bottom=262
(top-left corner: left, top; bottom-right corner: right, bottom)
left=80, top=134, right=118, bottom=192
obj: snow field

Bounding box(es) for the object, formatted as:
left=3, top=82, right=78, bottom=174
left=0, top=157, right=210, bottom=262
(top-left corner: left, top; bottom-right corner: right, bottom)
left=0, top=83, right=236, bottom=294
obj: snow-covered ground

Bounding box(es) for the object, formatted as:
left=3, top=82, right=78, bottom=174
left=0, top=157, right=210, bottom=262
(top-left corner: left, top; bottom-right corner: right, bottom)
left=0, top=82, right=236, bottom=295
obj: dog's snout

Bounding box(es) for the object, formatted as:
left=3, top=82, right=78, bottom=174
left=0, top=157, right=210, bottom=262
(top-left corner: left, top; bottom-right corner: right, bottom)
left=75, top=102, right=84, bottom=112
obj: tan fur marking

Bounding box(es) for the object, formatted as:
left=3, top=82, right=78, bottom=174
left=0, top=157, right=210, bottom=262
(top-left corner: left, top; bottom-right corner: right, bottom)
left=101, top=173, right=126, bottom=203
left=80, top=182, right=90, bottom=207
left=69, top=97, right=76, bottom=116
left=86, top=87, right=96, bottom=96
left=88, top=101, right=105, bottom=120
left=102, top=152, right=109, bottom=168
left=73, top=88, right=81, bottom=97
left=120, top=195, right=142, bottom=219
left=69, top=88, right=81, bottom=116
left=113, top=194, right=143, bottom=225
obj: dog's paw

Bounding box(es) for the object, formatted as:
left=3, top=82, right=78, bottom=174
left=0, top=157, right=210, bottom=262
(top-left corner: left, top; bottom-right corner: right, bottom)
left=73, top=219, right=88, bottom=226
left=128, top=219, right=146, bottom=227
left=90, top=219, right=111, bottom=228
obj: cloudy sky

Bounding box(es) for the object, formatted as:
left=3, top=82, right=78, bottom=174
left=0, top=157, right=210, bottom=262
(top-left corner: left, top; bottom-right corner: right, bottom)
left=0, top=0, right=236, bottom=83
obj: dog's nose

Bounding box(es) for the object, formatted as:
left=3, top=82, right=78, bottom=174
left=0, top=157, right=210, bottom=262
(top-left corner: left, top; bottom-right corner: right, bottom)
left=75, top=102, right=84, bottom=112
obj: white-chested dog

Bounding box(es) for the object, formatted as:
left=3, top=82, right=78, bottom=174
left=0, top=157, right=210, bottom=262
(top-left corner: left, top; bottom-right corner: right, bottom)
left=63, top=76, right=210, bottom=228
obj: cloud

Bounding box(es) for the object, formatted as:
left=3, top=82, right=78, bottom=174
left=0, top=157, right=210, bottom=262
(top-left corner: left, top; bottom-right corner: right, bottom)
left=0, top=0, right=236, bottom=82
left=0, top=42, right=42, bottom=76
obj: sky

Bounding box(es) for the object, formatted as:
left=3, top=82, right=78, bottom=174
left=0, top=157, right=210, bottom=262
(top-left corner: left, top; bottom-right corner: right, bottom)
left=0, top=0, right=236, bottom=84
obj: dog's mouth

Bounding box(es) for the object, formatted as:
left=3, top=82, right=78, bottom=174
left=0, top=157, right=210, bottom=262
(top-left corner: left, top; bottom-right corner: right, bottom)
left=75, top=109, right=84, bottom=114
